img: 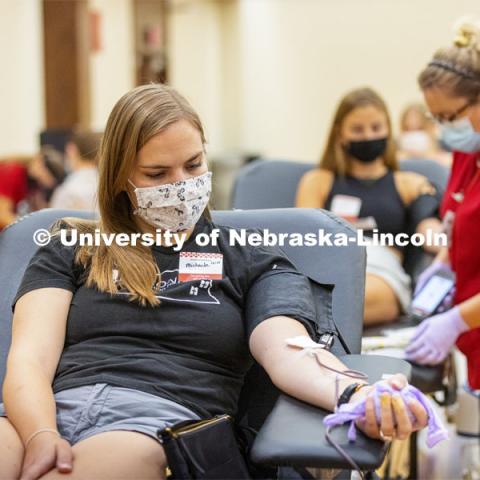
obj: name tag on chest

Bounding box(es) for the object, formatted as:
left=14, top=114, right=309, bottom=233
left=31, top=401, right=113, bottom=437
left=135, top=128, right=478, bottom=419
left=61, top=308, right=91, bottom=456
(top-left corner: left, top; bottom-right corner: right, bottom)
left=178, top=252, right=223, bottom=282
left=330, top=195, right=362, bottom=222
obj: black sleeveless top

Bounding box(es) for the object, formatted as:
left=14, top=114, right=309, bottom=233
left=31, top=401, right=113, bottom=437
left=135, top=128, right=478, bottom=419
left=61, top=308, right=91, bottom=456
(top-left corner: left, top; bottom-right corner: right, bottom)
left=324, top=171, right=408, bottom=241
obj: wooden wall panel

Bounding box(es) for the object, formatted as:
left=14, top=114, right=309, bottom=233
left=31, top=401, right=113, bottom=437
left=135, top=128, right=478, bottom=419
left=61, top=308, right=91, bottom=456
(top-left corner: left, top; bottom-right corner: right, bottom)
left=43, top=0, right=90, bottom=129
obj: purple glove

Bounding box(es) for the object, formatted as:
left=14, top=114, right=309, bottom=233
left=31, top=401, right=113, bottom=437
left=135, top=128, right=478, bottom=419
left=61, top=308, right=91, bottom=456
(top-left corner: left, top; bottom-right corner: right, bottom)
left=323, top=382, right=448, bottom=448
left=414, top=260, right=452, bottom=297
left=405, top=306, right=469, bottom=365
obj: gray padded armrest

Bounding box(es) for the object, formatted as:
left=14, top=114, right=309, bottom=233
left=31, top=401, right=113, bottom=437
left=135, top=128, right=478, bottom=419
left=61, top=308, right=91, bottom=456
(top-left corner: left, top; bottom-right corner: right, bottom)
left=0, top=209, right=96, bottom=401
left=251, top=355, right=411, bottom=470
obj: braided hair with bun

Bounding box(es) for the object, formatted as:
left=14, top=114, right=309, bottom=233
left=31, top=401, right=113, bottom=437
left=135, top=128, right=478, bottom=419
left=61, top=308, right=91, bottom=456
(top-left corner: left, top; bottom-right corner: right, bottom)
left=418, top=17, right=480, bottom=99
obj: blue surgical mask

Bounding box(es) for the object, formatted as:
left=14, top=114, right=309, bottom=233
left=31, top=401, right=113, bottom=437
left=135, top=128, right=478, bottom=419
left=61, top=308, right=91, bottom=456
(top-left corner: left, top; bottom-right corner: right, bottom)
left=440, top=117, right=480, bottom=153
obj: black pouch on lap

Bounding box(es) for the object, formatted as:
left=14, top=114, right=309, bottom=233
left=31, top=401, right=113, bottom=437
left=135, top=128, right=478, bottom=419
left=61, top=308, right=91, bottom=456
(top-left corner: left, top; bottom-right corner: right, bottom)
left=158, top=415, right=252, bottom=479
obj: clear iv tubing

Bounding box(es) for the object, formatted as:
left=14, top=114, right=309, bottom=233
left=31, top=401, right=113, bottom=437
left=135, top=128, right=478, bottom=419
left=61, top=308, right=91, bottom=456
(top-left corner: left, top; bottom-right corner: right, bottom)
left=311, top=350, right=371, bottom=480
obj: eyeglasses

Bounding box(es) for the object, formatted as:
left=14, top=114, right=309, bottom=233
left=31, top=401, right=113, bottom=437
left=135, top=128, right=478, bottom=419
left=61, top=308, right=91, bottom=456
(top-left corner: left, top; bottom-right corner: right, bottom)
left=427, top=98, right=478, bottom=124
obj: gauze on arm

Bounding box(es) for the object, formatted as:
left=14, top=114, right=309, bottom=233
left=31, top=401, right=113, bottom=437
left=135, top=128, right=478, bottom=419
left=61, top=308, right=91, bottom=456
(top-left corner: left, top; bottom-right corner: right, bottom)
left=323, top=381, right=448, bottom=448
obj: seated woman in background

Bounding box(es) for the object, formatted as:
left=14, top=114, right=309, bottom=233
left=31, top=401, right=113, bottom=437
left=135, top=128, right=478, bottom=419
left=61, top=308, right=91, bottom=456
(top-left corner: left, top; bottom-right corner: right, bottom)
left=50, top=130, right=102, bottom=211
left=296, top=88, right=442, bottom=326
left=26, top=146, right=66, bottom=212
left=0, top=84, right=428, bottom=480
left=397, top=102, right=452, bottom=166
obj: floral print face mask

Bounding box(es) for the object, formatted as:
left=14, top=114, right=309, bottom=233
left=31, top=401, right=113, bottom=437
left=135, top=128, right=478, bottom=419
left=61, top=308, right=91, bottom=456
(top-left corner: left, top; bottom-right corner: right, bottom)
left=129, top=171, right=212, bottom=232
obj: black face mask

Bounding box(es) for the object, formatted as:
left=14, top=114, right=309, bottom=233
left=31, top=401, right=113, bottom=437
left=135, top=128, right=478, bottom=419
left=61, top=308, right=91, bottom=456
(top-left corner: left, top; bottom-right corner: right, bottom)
left=344, top=137, right=388, bottom=163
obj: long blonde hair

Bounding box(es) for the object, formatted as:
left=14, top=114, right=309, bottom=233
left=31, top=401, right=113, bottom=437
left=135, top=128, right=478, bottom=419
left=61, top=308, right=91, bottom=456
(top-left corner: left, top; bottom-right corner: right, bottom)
left=418, top=18, right=480, bottom=98
left=319, top=87, right=397, bottom=175
left=55, top=84, right=208, bottom=307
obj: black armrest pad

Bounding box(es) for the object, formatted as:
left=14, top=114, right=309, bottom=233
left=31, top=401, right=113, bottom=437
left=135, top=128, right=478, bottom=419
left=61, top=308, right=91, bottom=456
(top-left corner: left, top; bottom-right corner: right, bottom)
left=341, top=354, right=412, bottom=383
left=409, top=363, right=445, bottom=393
left=251, top=355, right=411, bottom=470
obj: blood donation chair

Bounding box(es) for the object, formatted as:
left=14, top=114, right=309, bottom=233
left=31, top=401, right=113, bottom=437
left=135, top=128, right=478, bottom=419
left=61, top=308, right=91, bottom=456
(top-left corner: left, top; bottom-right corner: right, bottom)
left=231, top=158, right=452, bottom=478
left=0, top=208, right=411, bottom=477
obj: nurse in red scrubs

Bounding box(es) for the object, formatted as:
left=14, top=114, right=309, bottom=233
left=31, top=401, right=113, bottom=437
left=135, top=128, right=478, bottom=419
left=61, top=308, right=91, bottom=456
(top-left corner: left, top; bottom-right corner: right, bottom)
left=405, top=19, right=480, bottom=390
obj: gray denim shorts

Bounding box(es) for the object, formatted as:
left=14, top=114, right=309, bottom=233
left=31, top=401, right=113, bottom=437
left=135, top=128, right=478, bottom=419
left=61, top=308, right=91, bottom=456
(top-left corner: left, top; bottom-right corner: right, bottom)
left=0, top=383, right=200, bottom=445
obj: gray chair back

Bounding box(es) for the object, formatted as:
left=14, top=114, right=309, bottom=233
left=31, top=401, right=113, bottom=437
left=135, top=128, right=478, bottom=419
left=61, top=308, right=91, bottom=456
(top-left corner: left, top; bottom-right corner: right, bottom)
left=231, top=159, right=313, bottom=209
left=232, top=158, right=449, bottom=211
left=399, top=158, right=449, bottom=194
left=0, top=209, right=95, bottom=402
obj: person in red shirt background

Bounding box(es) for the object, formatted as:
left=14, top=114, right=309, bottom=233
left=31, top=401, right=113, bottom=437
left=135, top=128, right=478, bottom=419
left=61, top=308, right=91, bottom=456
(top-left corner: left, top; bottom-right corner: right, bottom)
left=405, top=19, right=480, bottom=390
left=0, top=159, right=29, bottom=229
left=0, top=149, right=65, bottom=230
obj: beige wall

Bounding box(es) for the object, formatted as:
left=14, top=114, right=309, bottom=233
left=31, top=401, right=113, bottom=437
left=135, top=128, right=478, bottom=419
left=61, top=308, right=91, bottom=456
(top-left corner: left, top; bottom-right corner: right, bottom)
left=167, top=0, right=224, bottom=155
left=1, top=0, right=479, bottom=161
left=0, top=0, right=44, bottom=156
left=167, top=0, right=480, bottom=162
left=89, top=0, right=135, bottom=131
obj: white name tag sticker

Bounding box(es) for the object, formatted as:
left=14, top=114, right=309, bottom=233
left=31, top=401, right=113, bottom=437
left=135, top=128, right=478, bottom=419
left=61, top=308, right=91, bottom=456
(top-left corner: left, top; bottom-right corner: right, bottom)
left=330, top=195, right=362, bottom=222
left=178, top=252, right=223, bottom=282
left=353, top=216, right=378, bottom=231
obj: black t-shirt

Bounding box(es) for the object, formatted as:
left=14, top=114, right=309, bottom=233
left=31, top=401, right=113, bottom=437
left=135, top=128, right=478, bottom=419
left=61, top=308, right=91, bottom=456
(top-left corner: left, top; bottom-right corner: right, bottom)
left=12, top=217, right=317, bottom=419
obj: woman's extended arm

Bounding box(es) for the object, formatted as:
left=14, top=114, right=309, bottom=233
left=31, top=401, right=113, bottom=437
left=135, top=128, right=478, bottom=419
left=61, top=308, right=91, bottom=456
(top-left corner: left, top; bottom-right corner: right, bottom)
left=250, top=316, right=428, bottom=440
left=3, top=288, right=74, bottom=479
left=456, top=293, right=480, bottom=329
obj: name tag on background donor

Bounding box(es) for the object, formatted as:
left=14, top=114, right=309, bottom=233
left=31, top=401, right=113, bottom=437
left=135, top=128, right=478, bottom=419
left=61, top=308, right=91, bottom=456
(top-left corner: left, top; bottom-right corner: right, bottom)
left=178, top=252, right=223, bottom=282
left=330, top=195, right=362, bottom=223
